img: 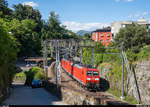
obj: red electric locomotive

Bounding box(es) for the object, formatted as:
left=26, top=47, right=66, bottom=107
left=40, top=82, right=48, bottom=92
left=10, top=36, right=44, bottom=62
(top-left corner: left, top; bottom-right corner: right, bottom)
left=61, top=58, right=100, bottom=89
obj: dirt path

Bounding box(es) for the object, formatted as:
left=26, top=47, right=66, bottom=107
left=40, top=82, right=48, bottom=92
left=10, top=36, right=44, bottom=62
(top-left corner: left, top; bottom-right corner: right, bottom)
left=2, top=82, right=67, bottom=105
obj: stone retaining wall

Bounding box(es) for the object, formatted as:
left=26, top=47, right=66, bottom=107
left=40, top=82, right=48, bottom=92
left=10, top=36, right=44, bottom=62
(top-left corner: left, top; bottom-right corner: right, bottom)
left=43, top=81, right=99, bottom=105
left=99, top=60, right=150, bottom=105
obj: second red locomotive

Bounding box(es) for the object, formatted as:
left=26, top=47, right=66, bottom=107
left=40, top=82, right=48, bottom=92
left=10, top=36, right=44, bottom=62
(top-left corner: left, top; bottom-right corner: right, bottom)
left=61, top=58, right=100, bottom=89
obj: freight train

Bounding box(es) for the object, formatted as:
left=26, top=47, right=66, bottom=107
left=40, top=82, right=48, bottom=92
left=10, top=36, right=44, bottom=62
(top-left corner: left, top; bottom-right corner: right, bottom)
left=61, top=58, right=100, bottom=90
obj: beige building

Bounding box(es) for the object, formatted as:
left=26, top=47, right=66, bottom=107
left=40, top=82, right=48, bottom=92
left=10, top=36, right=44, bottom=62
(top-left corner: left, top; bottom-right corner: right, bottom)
left=111, top=18, right=150, bottom=39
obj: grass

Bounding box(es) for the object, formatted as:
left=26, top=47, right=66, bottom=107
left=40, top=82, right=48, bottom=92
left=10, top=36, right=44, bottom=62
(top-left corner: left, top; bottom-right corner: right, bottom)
left=126, top=45, right=150, bottom=63
left=107, top=88, right=138, bottom=105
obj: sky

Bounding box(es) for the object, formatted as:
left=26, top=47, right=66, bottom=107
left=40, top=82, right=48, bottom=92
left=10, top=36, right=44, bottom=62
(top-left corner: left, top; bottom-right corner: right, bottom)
left=7, top=0, right=150, bottom=32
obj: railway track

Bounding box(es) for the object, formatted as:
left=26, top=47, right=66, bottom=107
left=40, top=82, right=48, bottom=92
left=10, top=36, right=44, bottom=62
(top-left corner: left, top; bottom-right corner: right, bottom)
left=47, top=61, right=130, bottom=105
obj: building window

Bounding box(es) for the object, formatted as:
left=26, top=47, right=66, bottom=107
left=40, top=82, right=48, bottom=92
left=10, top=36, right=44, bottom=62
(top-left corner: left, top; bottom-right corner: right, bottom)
left=107, top=33, right=110, bottom=37
left=100, top=33, right=104, bottom=37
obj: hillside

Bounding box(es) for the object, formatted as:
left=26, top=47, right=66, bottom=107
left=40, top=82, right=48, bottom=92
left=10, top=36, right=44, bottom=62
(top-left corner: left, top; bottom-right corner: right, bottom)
left=76, top=30, right=91, bottom=36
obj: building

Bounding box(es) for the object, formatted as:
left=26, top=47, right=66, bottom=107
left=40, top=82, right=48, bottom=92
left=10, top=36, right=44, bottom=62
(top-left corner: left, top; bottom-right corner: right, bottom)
left=111, top=18, right=150, bottom=38
left=92, top=27, right=112, bottom=46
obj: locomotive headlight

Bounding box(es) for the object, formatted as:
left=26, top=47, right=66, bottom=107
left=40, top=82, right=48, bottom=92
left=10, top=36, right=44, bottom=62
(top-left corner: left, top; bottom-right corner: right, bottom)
left=95, top=78, right=99, bottom=80
left=87, top=78, right=91, bottom=80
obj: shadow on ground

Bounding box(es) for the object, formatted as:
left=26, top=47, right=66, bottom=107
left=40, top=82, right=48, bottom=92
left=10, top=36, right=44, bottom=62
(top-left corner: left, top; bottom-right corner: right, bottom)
left=99, top=77, right=110, bottom=92
left=2, top=82, right=64, bottom=105
left=43, top=81, right=62, bottom=101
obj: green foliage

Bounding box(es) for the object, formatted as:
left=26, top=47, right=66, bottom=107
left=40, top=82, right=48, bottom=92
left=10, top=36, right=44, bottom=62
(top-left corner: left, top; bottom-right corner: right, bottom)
left=0, top=0, right=8, bottom=7
left=108, top=62, right=122, bottom=81
left=8, top=19, right=42, bottom=56
left=25, top=67, right=44, bottom=85
left=13, top=4, right=42, bottom=24
left=83, top=48, right=92, bottom=65
left=0, top=0, right=13, bottom=19
left=30, top=66, right=43, bottom=73
left=125, top=45, right=150, bottom=62
left=34, top=71, right=45, bottom=80
left=0, top=18, right=18, bottom=95
left=83, top=42, right=105, bottom=66
left=94, top=42, right=105, bottom=53
left=10, top=3, right=43, bottom=56
left=108, top=88, right=138, bottom=104
left=126, top=50, right=137, bottom=62
left=114, top=23, right=150, bottom=53
left=136, top=45, right=150, bottom=61
left=82, top=42, right=122, bottom=67
left=14, top=71, right=26, bottom=81
left=41, top=11, right=78, bottom=40
left=83, top=33, right=91, bottom=40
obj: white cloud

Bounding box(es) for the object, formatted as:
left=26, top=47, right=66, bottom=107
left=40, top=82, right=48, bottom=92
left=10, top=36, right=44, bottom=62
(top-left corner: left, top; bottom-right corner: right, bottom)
left=128, top=11, right=149, bottom=19
left=22, top=1, right=38, bottom=7
left=115, top=0, right=120, bottom=2
left=124, top=0, right=133, bottom=2
left=62, top=21, right=110, bottom=32
left=135, top=12, right=140, bottom=17
left=143, top=12, right=148, bottom=16
left=115, top=0, right=133, bottom=2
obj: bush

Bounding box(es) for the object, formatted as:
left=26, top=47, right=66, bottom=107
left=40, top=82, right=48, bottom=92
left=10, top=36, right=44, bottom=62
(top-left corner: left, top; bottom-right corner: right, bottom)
left=14, top=71, right=26, bottom=81
left=126, top=45, right=150, bottom=62
left=30, top=66, right=43, bottom=73
left=136, top=45, right=150, bottom=61
left=34, top=71, right=45, bottom=80
left=25, top=67, right=45, bottom=86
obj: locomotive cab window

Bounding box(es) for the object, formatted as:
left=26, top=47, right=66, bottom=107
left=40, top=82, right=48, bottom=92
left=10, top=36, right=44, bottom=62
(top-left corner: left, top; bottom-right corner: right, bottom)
left=93, top=71, right=99, bottom=76
left=87, top=71, right=93, bottom=76
left=87, top=71, right=99, bottom=76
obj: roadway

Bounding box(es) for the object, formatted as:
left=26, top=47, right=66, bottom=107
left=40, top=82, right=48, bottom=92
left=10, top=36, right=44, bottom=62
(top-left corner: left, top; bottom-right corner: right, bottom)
left=2, top=82, right=67, bottom=105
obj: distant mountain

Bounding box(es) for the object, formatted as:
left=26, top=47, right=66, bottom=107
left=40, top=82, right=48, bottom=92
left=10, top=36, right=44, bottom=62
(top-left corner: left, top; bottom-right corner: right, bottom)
left=76, top=30, right=91, bottom=36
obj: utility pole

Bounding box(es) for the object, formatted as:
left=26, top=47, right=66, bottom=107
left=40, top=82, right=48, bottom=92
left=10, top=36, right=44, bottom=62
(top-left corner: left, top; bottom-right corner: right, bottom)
left=55, top=40, right=61, bottom=88
left=121, top=42, right=125, bottom=100
left=91, top=41, right=95, bottom=68
left=80, top=42, right=83, bottom=65
left=50, top=42, right=53, bottom=58
left=43, top=40, right=48, bottom=81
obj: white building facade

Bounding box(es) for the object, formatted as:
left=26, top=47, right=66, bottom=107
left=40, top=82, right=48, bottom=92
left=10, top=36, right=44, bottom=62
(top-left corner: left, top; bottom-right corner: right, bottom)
left=111, top=18, right=150, bottom=39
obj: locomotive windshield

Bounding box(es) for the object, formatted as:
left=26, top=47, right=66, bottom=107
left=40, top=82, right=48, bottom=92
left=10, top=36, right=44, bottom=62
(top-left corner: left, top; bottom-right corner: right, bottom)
left=87, top=71, right=93, bottom=76
left=87, top=71, right=99, bottom=76
left=93, top=71, right=99, bottom=76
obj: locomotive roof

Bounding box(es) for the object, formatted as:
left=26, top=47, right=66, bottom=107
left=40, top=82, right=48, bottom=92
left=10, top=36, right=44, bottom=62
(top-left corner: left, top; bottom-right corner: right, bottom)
left=63, top=58, right=97, bottom=69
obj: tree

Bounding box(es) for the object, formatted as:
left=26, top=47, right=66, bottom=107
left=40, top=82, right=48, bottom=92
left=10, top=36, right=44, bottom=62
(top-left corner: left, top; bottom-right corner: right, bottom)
left=13, top=4, right=42, bottom=32
left=114, top=23, right=150, bottom=52
left=46, top=11, right=65, bottom=39
left=0, top=18, right=18, bottom=95
left=0, top=0, right=8, bottom=6
left=83, top=33, right=91, bottom=40
left=7, top=19, right=42, bottom=56
left=0, top=0, right=13, bottom=19
left=13, top=4, right=41, bottom=22
left=42, top=11, right=78, bottom=40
